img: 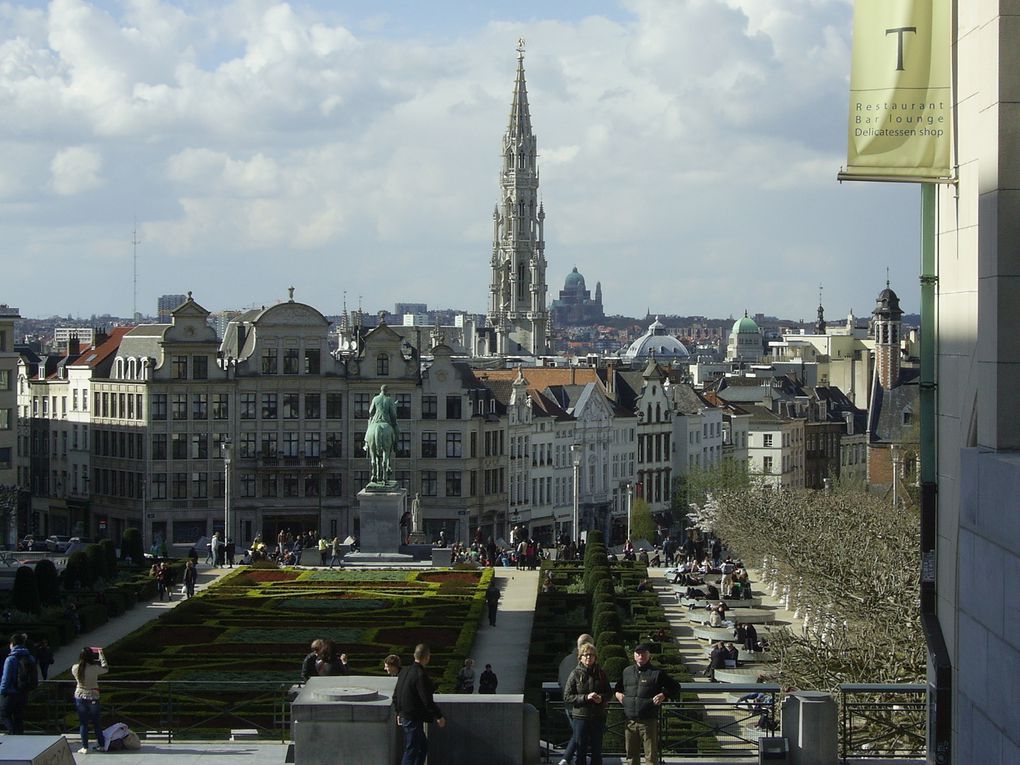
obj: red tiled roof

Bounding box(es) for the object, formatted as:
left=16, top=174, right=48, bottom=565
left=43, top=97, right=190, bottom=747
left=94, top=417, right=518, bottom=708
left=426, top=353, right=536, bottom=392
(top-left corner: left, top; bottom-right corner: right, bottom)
left=69, top=326, right=132, bottom=368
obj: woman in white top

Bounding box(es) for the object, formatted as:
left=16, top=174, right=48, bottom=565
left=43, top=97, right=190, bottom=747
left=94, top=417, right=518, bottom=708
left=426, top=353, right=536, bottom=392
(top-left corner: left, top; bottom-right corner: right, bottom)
left=71, top=647, right=108, bottom=753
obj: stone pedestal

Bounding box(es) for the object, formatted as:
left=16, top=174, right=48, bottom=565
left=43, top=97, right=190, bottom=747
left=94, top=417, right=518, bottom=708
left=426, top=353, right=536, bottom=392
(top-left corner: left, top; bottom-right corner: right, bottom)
left=356, top=488, right=407, bottom=553
left=781, top=691, right=838, bottom=765
left=406, top=531, right=427, bottom=545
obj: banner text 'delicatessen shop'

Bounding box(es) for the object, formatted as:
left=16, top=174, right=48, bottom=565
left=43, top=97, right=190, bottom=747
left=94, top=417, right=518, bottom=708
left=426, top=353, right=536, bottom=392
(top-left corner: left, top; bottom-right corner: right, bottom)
left=844, top=0, right=951, bottom=180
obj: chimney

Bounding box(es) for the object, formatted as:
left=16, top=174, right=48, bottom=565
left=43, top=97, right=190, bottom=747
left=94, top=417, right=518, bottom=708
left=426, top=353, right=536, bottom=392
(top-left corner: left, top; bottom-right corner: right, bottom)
left=606, top=360, right=617, bottom=401
left=68, top=338, right=80, bottom=356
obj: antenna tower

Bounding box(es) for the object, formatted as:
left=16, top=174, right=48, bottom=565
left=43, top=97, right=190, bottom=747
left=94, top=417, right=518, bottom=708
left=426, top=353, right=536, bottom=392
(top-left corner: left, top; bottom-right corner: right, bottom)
left=131, top=219, right=142, bottom=320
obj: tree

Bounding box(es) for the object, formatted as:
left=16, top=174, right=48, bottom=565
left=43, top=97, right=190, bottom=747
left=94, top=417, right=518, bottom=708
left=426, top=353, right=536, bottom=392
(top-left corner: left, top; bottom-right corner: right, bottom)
left=34, top=558, right=61, bottom=605
left=63, top=550, right=94, bottom=590
left=628, top=497, right=656, bottom=543
left=12, top=566, right=40, bottom=614
left=121, top=528, right=144, bottom=564
left=687, top=483, right=923, bottom=691
left=100, top=539, right=118, bottom=577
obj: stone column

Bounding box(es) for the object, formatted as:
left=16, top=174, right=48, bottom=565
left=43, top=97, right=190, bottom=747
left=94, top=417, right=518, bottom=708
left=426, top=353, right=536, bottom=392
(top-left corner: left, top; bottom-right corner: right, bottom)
left=781, top=691, right=838, bottom=765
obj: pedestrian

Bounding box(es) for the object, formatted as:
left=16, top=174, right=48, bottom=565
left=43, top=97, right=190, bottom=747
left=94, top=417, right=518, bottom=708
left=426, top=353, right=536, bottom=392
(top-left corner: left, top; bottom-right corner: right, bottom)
left=614, top=643, right=682, bottom=765
left=329, top=536, right=343, bottom=568
left=485, top=580, right=500, bottom=626
left=392, top=644, right=446, bottom=765
left=184, top=559, right=197, bottom=599
left=558, top=634, right=596, bottom=765
left=563, top=644, right=609, bottom=765
left=301, top=639, right=345, bottom=681
left=225, top=538, right=236, bottom=567
left=212, top=532, right=225, bottom=566
left=35, top=637, right=54, bottom=680
left=456, top=658, right=475, bottom=693
left=0, top=633, right=38, bottom=734
left=383, top=654, right=402, bottom=677
left=318, top=536, right=329, bottom=566
left=478, top=664, right=498, bottom=694
left=204, top=538, right=214, bottom=565
left=71, top=647, right=108, bottom=753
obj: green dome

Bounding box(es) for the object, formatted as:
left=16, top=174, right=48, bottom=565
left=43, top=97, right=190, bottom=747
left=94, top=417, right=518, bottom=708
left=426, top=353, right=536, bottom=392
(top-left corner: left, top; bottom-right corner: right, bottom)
left=732, top=313, right=759, bottom=335
left=564, top=267, right=585, bottom=291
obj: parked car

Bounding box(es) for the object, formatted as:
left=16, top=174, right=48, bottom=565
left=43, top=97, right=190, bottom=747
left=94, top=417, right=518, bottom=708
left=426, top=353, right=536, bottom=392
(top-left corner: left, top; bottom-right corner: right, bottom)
left=67, top=536, right=96, bottom=550
left=18, top=536, right=47, bottom=552
left=45, top=535, right=72, bottom=553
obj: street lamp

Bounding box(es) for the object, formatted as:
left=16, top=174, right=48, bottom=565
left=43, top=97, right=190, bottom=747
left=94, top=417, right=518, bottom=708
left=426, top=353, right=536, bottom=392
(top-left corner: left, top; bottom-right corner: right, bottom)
left=570, top=443, right=583, bottom=545
left=626, top=482, right=634, bottom=543
left=222, top=438, right=232, bottom=544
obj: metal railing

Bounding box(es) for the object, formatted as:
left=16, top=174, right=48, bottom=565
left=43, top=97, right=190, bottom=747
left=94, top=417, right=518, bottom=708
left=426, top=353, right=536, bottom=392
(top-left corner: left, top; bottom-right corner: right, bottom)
left=544, top=683, right=781, bottom=759
left=839, top=683, right=927, bottom=761
left=27, top=679, right=295, bottom=742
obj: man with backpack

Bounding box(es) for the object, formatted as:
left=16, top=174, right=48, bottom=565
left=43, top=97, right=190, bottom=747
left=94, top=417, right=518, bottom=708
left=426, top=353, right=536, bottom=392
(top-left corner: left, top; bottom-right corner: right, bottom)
left=0, top=632, right=38, bottom=734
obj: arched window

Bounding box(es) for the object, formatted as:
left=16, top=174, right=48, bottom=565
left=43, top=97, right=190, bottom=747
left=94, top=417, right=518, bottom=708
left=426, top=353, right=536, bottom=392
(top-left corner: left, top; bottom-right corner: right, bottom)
left=507, top=151, right=514, bottom=168
left=141, top=358, right=151, bottom=381
left=646, top=404, right=652, bottom=421
left=114, top=357, right=124, bottom=379
left=655, top=402, right=661, bottom=422
left=127, top=357, right=137, bottom=380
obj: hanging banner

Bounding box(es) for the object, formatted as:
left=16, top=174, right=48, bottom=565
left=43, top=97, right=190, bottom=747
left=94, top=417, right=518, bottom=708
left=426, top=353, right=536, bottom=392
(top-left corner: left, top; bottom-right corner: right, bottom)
left=842, top=0, right=952, bottom=181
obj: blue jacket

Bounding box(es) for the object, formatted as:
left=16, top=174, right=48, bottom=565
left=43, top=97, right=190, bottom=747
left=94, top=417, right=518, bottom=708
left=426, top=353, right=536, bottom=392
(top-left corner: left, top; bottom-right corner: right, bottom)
left=0, top=645, right=36, bottom=695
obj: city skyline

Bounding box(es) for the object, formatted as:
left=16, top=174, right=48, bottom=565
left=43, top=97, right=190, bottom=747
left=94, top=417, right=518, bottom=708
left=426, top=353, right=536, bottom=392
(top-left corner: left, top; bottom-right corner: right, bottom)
left=1, top=0, right=919, bottom=320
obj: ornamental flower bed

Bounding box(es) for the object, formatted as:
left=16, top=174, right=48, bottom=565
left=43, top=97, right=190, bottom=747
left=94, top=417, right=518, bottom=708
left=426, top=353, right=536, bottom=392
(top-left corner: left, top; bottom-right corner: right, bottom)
left=35, top=567, right=490, bottom=739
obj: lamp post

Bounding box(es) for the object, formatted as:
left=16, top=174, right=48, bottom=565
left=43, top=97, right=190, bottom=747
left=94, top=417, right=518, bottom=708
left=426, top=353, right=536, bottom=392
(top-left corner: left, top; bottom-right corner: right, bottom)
left=222, top=438, right=232, bottom=543
left=570, top=443, right=583, bottom=544
left=626, top=482, right=633, bottom=543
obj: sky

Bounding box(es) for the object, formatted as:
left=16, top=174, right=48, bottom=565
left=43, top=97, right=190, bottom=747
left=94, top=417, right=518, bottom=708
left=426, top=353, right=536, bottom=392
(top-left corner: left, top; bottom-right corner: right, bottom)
left=0, top=0, right=921, bottom=321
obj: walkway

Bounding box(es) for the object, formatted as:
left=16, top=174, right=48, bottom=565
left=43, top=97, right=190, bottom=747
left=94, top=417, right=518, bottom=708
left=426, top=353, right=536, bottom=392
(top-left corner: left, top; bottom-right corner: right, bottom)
left=467, top=567, right=539, bottom=694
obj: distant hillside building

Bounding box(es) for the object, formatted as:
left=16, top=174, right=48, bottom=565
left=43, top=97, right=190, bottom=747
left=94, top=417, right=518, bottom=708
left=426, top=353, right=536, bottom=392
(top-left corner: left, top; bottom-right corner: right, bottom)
left=550, top=267, right=604, bottom=326
left=157, top=294, right=187, bottom=323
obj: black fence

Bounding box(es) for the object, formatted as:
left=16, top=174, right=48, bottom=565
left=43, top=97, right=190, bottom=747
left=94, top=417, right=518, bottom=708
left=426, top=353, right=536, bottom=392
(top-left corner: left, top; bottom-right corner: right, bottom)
left=839, top=683, right=927, bottom=761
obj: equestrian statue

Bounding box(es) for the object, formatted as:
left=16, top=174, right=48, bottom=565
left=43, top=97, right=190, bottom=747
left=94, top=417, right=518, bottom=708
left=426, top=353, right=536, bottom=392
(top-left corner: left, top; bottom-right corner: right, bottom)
left=364, top=384, right=399, bottom=488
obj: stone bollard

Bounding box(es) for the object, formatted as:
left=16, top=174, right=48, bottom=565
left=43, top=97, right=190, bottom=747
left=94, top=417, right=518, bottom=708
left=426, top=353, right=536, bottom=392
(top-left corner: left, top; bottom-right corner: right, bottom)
left=781, top=691, right=838, bottom=765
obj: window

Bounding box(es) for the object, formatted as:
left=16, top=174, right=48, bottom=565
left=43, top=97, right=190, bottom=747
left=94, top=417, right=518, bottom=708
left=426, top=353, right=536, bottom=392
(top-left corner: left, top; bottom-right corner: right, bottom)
left=172, top=394, right=187, bottom=421
left=261, top=433, right=278, bottom=458
left=445, top=471, right=462, bottom=497
left=192, top=471, right=208, bottom=498
left=763, top=434, right=773, bottom=448
left=396, top=431, right=411, bottom=458
left=191, top=434, right=208, bottom=459
left=305, top=393, right=321, bottom=420
left=261, top=348, right=278, bottom=374
left=212, top=393, right=229, bottom=420
left=282, top=432, right=299, bottom=457
left=420, top=470, right=437, bottom=496
left=283, top=393, right=299, bottom=419
left=240, top=392, right=256, bottom=420
left=261, top=474, right=278, bottom=497
left=304, top=432, right=321, bottom=457
left=192, top=393, right=208, bottom=420
left=239, top=433, right=256, bottom=458
left=396, top=394, right=412, bottom=419
left=326, top=393, right=342, bottom=419
left=283, top=473, right=299, bottom=496
left=376, top=354, right=389, bottom=376
left=152, top=434, right=167, bottom=460
left=325, top=433, right=342, bottom=458
left=446, top=432, right=463, bottom=458
left=763, top=456, right=773, bottom=474
left=446, top=395, right=462, bottom=419
left=192, top=355, right=208, bottom=380
left=261, top=393, right=278, bottom=419
left=172, top=433, right=188, bottom=460
left=241, top=473, right=256, bottom=498
left=283, top=348, right=299, bottom=374
left=354, top=393, right=371, bottom=418
left=172, top=356, right=188, bottom=379
left=353, top=433, right=366, bottom=458
left=0, top=409, right=9, bottom=431
left=151, top=394, right=167, bottom=421
left=212, top=470, right=224, bottom=498
left=151, top=473, right=167, bottom=500
left=304, top=473, right=320, bottom=496
left=305, top=349, right=321, bottom=375
left=212, top=431, right=227, bottom=456
left=421, top=432, right=437, bottom=458
left=325, top=473, right=342, bottom=496
left=173, top=472, right=188, bottom=499
left=422, top=395, right=437, bottom=420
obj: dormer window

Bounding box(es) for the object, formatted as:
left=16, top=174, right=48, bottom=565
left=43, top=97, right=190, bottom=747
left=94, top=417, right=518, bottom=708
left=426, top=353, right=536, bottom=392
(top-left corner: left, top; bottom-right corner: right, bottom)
left=377, top=353, right=389, bottom=376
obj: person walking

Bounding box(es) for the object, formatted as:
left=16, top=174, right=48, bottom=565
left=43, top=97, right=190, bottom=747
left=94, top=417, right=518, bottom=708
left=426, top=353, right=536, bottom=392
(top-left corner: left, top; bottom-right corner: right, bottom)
left=456, top=658, right=475, bottom=693
left=614, top=643, right=682, bottom=765
left=392, top=644, right=445, bottom=765
left=71, top=647, right=108, bottom=753
left=35, top=638, right=54, bottom=680
left=184, top=559, right=198, bottom=599
left=0, top=633, right=38, bottom=734
left=563, top=644, right=610, bottom=765
left=225, top=538, right=236, bottom=567
left=478, top=664, right=498, bottom=694
left=485, top=580, right=500, bottom=626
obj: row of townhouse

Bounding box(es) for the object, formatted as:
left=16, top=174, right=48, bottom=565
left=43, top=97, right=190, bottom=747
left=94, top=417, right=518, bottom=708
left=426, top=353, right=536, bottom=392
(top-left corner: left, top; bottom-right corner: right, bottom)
left=11, top=296, right=733, bottom=550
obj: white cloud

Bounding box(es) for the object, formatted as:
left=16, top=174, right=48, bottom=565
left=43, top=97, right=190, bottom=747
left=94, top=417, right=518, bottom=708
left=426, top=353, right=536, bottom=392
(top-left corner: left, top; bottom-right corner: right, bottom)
left=50, top=145, right=104, bottom=195
left=0, top=0, right=918, bottom=320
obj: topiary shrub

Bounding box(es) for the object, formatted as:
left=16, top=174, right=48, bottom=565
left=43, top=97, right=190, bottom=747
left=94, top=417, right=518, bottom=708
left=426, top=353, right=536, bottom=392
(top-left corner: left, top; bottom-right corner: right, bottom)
left=599, top=643, right=627, bottom=662
left=121, top=528, right=144, bottom=563
left=12, top=565, right=40, bottom=614
left=100, top=539, right=118, bottom=577
left=602, top=655, right=629, bottom=684
left=63, top=550, right=94, bottom=590
left=596, top=631, right=622, bottom=654
left=34, top=558, right=61, bottom=605
left=86, top=544, right=108, bottom=581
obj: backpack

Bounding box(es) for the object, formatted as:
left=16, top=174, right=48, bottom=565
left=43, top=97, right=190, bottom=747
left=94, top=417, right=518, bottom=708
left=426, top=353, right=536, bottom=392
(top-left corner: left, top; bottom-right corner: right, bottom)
left=15, top=654, right=38, bottom=693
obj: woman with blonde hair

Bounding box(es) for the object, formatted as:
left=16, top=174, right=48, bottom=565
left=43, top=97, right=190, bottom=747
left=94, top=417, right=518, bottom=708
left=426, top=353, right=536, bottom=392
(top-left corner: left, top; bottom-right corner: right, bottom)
left=71, top=647, right=108, bottom=753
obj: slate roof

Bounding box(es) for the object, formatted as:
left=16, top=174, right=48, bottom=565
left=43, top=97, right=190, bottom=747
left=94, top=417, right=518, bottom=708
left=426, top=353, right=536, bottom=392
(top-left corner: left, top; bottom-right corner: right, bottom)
left=868, top=369, right=920, bottom=444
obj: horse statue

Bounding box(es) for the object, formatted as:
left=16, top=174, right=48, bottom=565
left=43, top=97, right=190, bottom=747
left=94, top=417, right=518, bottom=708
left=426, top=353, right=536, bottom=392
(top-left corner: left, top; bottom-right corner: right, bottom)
left=364, top=384, right=399, bottom=486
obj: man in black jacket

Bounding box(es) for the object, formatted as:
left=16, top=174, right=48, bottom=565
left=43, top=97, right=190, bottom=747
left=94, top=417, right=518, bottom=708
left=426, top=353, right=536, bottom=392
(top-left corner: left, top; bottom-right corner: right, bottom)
left=614, top=644, right=682, bottom=765
left=392, top=644, right=445, bottom=765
